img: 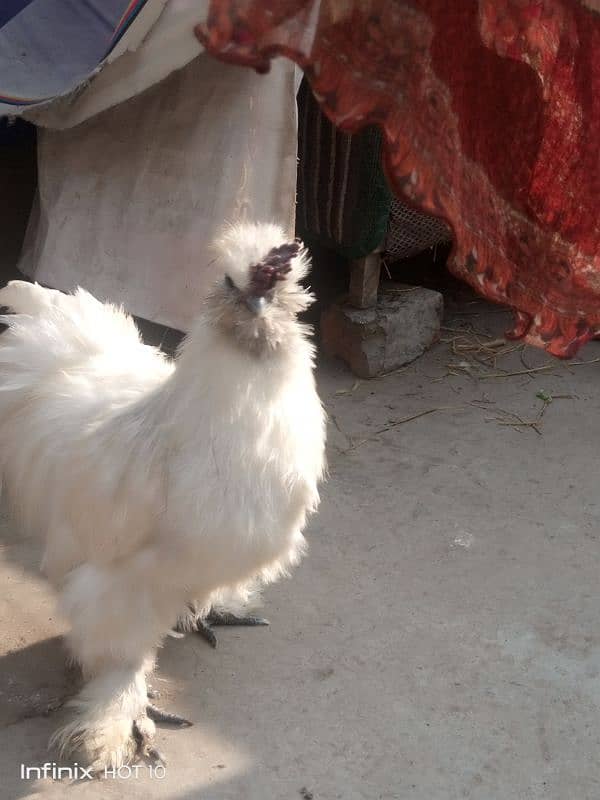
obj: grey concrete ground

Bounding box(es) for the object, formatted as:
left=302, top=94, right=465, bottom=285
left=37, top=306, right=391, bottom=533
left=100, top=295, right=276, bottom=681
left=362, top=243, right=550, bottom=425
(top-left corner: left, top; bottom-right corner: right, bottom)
left=1, top=298, right=599, bottom=800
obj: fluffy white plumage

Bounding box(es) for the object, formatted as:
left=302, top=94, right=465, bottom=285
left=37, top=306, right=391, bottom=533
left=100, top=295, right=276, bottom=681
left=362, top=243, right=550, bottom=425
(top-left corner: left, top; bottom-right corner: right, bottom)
left=0, top=223, right=326, bottom=770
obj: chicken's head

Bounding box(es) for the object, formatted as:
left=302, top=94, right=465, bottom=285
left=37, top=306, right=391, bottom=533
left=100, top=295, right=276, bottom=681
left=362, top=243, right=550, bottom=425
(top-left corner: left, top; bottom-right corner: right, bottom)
left=207, top=222, right=314, bottom=354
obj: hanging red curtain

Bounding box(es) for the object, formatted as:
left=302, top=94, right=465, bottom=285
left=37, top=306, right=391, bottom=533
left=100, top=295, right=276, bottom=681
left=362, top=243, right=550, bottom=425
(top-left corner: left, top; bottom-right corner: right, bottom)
left=197, top=0, right=600, bottom=357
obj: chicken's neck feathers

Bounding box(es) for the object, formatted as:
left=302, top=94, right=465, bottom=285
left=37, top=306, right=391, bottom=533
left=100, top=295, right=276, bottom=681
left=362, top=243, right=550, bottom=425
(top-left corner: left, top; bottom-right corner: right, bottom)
left=145, top=316, right=316, bottom=448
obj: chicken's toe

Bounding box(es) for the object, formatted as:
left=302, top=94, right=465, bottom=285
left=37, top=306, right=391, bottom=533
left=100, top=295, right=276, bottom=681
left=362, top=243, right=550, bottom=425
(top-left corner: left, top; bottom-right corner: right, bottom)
left=146, top=702, right=192, bottom=728
left=194, top=616, right=218, bottom=648
left=133, top=718, right=167, bottom=765
left=193, top=610, right=269, bottom=648
left=206, top=610, right=270, bottom=627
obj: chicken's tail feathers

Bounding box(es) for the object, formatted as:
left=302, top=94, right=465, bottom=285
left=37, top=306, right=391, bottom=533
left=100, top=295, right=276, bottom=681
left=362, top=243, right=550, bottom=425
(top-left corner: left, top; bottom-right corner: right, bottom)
left=0, top=283, right=146, bottom=391
left=0, top=280, right=64, bottom=316
left=0, top=282, right=142, bottom=349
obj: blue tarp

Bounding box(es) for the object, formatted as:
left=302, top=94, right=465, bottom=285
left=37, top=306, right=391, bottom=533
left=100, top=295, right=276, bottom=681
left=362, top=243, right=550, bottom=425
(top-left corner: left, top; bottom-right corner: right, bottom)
left=0, top=0, right=149, bottom=110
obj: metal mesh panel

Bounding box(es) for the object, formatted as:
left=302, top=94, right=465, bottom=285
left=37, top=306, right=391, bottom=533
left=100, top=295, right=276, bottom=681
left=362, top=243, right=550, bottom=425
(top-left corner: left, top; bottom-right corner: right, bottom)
left=385, top=197, right=451, bottom=259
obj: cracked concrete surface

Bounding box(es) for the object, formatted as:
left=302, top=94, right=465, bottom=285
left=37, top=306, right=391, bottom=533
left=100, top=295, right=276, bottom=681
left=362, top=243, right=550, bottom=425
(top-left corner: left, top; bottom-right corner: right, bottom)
left=0, top=299, right=599, bottom=800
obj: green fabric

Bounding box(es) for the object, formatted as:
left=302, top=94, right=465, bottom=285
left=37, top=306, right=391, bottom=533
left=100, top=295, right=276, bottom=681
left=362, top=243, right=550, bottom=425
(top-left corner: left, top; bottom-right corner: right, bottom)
left=296, top=79, right=392, bottom=260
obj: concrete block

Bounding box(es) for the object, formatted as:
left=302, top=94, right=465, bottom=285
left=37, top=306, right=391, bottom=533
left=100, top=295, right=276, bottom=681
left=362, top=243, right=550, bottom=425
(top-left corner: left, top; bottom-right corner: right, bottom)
left=320, top=284, right=443, bottom=378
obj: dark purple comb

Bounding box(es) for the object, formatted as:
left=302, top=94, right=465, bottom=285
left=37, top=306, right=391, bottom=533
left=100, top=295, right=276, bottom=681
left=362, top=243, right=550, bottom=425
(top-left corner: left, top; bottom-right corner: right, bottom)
left=248, top=241, right=300, bottom=296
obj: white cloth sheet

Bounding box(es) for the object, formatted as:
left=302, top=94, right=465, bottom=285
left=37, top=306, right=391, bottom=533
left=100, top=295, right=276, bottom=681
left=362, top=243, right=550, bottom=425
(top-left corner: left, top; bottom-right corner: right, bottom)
left=19, top=51, right=299, bottom=330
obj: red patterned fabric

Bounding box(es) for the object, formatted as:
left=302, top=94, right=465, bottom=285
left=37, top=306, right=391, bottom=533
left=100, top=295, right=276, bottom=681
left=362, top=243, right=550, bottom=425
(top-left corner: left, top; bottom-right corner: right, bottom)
left=196, top=0, right=600, bottom=356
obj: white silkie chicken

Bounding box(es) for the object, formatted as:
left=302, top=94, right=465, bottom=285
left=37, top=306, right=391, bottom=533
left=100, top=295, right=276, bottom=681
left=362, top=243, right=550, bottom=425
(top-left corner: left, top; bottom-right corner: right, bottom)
left=0, top=223, right=326, bottom=770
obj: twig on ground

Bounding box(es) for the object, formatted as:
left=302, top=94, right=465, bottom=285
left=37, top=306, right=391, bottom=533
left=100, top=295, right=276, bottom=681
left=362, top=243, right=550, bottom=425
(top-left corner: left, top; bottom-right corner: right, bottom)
left=328, top=412, right=354, bottom=451
left=371, top=407, right=448, bottom=436
left=479, top=365, right=556, bottom=379
left=333, top=380, right=363, bottom=397
left=341, top=406, right=462, bottom=453
left=494, top=419, right=543, bottom=435
left=481, top=357, right=599, bottom=380
left=485, top=406, right=543, bottom=435
left=567, top=357, right=600, bottom=368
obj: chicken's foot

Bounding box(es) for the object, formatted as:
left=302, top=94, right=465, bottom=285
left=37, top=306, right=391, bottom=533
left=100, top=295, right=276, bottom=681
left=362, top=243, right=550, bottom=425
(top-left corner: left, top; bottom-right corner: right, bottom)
left=146, top=688, right=192, bottom=728
left=194, top=610, right=270, bottom=648
left=133, top=718, right=167, bottom=765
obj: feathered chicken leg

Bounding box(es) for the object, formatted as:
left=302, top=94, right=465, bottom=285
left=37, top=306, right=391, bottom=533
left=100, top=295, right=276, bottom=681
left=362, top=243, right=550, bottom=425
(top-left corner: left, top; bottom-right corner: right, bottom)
left=51, top=552, right=192, bottom=771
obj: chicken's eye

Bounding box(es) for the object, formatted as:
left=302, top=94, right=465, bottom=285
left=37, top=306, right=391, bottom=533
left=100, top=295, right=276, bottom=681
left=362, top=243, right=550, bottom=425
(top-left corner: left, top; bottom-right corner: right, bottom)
left=224, top=275, right=235, bottom=290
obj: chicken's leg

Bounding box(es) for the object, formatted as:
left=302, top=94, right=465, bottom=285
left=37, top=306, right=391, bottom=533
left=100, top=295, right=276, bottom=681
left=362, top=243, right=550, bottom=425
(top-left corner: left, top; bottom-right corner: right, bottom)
left=51, top=556, right=191, bottom=771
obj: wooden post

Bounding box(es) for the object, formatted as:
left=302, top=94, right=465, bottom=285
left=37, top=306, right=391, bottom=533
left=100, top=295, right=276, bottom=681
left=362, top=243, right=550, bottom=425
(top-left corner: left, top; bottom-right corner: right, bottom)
left=348, top=252, right=381, bottom=309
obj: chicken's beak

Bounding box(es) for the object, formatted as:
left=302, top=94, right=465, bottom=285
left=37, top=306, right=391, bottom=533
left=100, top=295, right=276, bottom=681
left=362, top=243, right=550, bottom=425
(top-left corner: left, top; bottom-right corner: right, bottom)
left=245, top=295, right=267, bottom=315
